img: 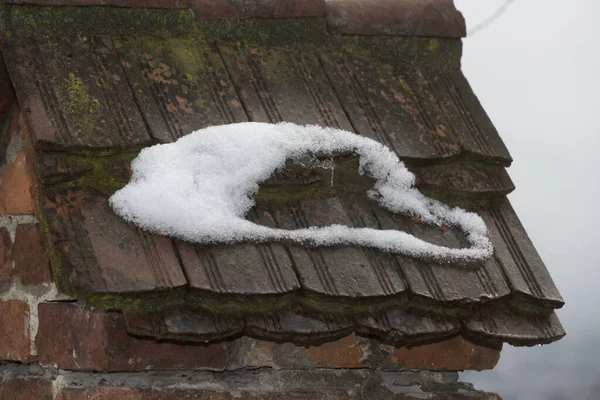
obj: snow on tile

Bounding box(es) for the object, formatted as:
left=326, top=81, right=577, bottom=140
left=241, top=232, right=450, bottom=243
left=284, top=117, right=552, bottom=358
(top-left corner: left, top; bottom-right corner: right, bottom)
left=109, top=122, right=492, bottom=264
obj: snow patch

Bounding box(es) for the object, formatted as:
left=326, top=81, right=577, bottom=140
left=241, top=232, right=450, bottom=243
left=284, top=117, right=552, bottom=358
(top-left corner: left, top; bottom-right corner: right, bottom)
left=109, top=122, right=493, bottom=264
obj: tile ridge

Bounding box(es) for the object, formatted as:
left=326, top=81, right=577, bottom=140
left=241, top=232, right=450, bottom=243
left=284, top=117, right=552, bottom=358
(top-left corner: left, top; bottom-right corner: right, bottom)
left=1, top=0, right=466, bottom=37
left=325, top=0, right=466, bottom=38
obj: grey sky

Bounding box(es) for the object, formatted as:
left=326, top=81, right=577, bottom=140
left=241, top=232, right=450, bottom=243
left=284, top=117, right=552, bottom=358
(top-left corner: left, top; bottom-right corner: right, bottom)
left=455, top=1, right=600, bottom=399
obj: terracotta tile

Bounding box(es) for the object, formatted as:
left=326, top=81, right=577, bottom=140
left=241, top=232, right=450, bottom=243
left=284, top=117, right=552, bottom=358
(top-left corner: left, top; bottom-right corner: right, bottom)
left=326, top=0, right=466, bottom=38
left=2, top=37, right=151, bottom=150
left=0, top=10, right=562, bottom=352
left=117, top=37, right=247, bottom=142
left=412, top=160, right=514, bottom=197
left=481, top=198, right=564, bottom=308
left=42, top=189, right=186, bottom=294
left=463, top=308, right=565, bottom=348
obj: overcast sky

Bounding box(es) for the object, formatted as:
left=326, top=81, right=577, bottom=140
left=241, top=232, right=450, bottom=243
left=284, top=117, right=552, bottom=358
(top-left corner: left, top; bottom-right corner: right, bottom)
left=454, top=1, right=600, bottom=399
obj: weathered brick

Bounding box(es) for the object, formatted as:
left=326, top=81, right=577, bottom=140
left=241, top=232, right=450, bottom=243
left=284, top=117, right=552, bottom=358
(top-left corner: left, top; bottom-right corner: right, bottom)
left=0, top=300, right=32, bottom=362
left=306, top=334, right=367, bottom=368
left=240, top=334, right=499, bottom=371
left=0, top=378, right=53, bottom=400
left=0, top=227, right=12, bottom=283
left=57, top=386, right=142, bottom=400
left=10, top=223, right=53, bottom=285
left=242, top=334, right=369, bottom=370
left=383, top=336, right=500, bottom=371
left=0, top=150, right=35, bottom=215
left=36, top=302, right=227, bottom=371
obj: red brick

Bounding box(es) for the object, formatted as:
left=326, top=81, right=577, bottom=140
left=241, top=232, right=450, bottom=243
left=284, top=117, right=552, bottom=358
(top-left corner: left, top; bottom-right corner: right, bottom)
left=243, top=335, right=369, bottom=369
left=383, top=336, right=500, bottom=371
left=36, top=303, right=106, bottom=370
left=306, top=334, right=367, bottom=368
left=0, top=150, right=35, bottom=215
left=10, top=223, right=53, bottom=285
left=0, top=378, right=52, bottom=400
left=0, top=300, right=32, bottom=361
left=242, top=334, right=499, bottom=371
left=0, top=227, right=12, bottom=283
left=36, top=302, right=227, bottom=371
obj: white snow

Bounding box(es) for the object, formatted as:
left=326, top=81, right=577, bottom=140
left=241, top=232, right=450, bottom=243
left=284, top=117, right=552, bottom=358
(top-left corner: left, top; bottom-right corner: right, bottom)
left=109, top=122, right=493, bottom=264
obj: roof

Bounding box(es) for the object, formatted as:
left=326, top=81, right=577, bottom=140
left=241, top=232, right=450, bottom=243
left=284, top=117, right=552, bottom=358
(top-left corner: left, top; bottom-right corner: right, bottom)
left=0, top=1, right=564, bottom=350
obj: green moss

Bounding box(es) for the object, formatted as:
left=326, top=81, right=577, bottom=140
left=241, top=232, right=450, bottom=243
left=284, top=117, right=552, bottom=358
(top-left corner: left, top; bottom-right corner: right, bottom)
left=27, top=14, right=36, bottom=27
left=428, top=38, right=440, bottom=53
left=81, top=282, right=485, bottom=328
left=40, top=150, right=139, bottom=195
left=398, top=78, right=412, bottom=93
left=62, top=73, right=102, bottom=135
left=34, top=182, right=71, bottom=293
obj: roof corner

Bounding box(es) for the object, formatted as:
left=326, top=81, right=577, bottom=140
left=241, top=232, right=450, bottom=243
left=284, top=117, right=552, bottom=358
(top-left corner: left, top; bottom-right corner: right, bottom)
left=325, top=0, right=466, bottom=38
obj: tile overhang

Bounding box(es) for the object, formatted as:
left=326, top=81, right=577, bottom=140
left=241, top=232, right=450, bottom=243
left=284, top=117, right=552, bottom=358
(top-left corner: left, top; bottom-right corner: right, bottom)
left=0, top=3, right=564, bottom=349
